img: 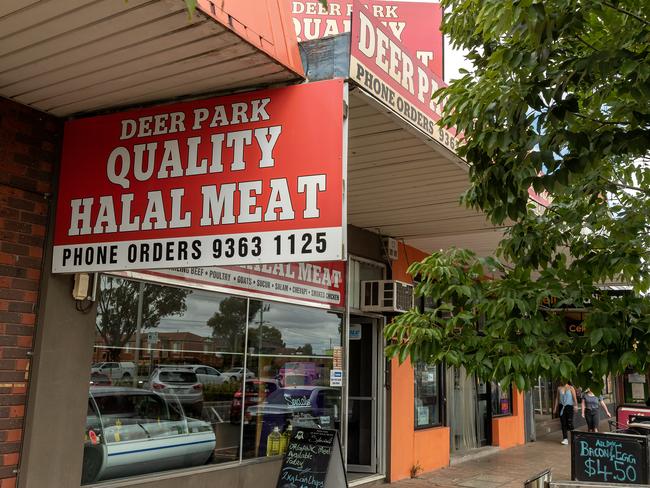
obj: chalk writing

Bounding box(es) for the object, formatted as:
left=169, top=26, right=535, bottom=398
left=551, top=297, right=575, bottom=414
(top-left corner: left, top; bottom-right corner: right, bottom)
left=572, top=431, right=648, bottom=485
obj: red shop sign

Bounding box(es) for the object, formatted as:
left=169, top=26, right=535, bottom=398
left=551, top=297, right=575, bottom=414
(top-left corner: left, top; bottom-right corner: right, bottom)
left=53, top=80, right=346, bottom=273
left=349, top=0, right=459, bottom=153
left=292, top=0, right=443, bottom=77
left=123, top=260, right=346, bottom=309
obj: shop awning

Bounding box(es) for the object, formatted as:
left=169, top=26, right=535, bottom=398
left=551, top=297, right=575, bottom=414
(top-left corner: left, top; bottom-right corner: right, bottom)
left=300, top=32, right=503, bottom=257
left=0, top=0, right=304, bottom=117
left=347, top=89, right=504, bottom=257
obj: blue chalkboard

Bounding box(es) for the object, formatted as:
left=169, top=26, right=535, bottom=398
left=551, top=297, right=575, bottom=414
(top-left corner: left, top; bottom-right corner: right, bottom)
left=571, top=431, right=649, bottom=484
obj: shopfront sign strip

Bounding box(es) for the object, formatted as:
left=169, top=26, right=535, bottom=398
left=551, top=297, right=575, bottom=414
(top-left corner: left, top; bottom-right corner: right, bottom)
left=349, top=0, right=459, bottom=153
left=292, top=0, right=443, bottom=77
left=53, top=80, right=346, bottom=273
left=118, top=260, right=346, bottom=309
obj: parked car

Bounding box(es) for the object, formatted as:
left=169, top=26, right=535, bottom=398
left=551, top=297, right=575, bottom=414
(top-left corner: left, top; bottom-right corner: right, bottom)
left=82, top=387, right=215, bottom=484
left=158, top=364, right=227, bottom=386
left=230, top=379, right=279, bottom=423
left=220, top=367, right=255, bottom=383
left=91, top=362, right=136, bottom=380
left=89, top=372, right=112, bottom=386
left=147, top=368, right=204, bottom=416
left=245, top=386, right=341, bottom=455
left=278, top=361, right=321, bottom=387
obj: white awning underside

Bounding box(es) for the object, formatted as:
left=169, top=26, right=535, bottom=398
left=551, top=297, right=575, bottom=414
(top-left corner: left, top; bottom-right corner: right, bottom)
left=0, top=0, right=301, bottom=117
left=347, top=88, right=503, bottom=257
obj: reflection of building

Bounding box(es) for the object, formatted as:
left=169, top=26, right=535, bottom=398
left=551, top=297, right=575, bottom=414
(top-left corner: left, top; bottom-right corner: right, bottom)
left=93, top=332, right=222, bottom=368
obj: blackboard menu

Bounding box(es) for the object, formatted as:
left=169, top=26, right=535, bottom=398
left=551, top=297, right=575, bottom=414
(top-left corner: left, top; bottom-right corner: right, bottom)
left=572, top=431, right=649, bottom=484
left=276, top=427, right=346, bottom=488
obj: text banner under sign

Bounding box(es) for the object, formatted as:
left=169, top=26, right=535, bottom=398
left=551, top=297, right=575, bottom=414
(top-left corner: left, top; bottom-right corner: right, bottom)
left=119, top=260, right=346, bottom=309
left=349, top=0, right=459, bottom=153
left=53, top=80, right=346, bottom=273
left=292, top=0, right=443, bottom=77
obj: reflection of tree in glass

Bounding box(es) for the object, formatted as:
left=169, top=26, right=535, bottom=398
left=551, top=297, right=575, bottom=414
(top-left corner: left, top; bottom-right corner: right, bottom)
left=96, top=277, right=190, bottom=361
left=207, top=297, right=259, bottom=366
left=248, top=325, right=286, bottom=354
left=297, top=343, right=313, bottom=356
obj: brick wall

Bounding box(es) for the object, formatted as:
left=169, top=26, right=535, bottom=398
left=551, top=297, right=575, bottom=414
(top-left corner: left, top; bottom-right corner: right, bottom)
left=0, top=97, right=61, bottom=487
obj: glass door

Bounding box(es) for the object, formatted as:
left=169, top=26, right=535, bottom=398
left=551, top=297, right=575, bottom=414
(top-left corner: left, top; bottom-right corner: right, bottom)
left=347, top=318, right=377, bottom=473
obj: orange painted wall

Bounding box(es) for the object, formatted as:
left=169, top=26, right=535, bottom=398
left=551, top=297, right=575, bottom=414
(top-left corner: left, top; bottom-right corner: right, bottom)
left=390, top=243, right=450, bottom=482
left=492, top=390, right=526, bottom=448
left=390, top=357, right=450, bottom=481
left=388, top=241, right=527, bottom=479
left=197, top=0, right=304, bottom=77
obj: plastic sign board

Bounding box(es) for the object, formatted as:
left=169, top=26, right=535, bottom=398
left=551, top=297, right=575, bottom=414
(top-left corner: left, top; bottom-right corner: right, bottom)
left=292, top=0, right=443, bottom=77
left=330, top=369, right=343, bottom=387
left=349, top=0, right=459, bottom=153
left=120, top=261, right=346, bottom=309
left=349, top=324, right=362, bottom=340
left=53, top=80, right=346, bottom=273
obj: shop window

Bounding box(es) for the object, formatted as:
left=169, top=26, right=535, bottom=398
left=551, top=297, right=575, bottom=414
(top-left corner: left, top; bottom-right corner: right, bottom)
left=242, top=300, right=342, bottom=460
left=82, top=276, right=343, bottom=485
left=491, top=382, right=513, bottom=416
left=414, top=362, right=443, bottom=429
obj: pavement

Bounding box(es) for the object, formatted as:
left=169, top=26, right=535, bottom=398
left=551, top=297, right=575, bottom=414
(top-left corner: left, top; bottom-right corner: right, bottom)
left=390, top=421, right=610, bottom=488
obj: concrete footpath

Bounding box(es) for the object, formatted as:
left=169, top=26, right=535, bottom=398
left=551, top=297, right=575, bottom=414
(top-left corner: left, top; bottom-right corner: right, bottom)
left=390, top=422, right=610, bottom=488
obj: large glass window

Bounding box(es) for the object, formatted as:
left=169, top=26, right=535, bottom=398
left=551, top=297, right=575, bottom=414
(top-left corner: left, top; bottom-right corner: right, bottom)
left=414, top=363, right=443, bottom=429
left=82, top=276, right=342, bottom=484
left=243, top=300, right=342, bottom=459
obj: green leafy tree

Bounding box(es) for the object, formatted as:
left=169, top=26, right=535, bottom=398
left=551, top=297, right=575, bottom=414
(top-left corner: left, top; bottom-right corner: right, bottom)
left=386, top=0, right=650, bottom=392
left=248, top=324, right=286, bottom=354
left=207, top=298, right=262, bottom=366
left=96, top=277, right=190, bottom=361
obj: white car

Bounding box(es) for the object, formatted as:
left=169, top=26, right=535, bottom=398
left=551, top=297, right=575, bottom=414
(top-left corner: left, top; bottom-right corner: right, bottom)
left=159, top=364, right=227, bottom=386
left=220, top=367, right=255, bottom=383
left=91, top=362, right=136, bottom=380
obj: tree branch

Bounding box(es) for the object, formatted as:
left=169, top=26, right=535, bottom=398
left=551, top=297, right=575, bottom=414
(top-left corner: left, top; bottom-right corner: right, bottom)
left=602, top=2, right=649, bottom=25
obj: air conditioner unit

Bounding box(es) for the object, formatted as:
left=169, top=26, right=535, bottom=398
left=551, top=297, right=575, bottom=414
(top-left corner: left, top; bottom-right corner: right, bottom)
left=382, top=237, right=399, bottom=261
left=361, top=280, right=414, bottom=313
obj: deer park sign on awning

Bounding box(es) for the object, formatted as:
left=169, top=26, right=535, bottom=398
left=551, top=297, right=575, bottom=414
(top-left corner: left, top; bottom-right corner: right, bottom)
left=52, top=80, right=346, bottom=273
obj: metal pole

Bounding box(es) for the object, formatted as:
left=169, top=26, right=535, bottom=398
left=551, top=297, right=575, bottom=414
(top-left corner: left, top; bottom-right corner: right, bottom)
left=133, top=282, right=144, bottom=387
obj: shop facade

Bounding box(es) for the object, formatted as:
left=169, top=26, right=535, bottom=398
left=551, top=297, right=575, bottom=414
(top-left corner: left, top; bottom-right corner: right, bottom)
left=0, top=1, right=530, bottom=488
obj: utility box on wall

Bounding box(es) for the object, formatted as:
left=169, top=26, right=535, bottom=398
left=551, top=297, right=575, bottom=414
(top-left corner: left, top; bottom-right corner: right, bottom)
left=361, top=280, right=414, bottom=313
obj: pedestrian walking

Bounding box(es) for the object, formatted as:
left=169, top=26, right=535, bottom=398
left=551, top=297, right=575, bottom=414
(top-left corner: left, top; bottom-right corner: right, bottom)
left=581, top=388, right=611, bottom=432
left=554, top=380, right=577, bottom=445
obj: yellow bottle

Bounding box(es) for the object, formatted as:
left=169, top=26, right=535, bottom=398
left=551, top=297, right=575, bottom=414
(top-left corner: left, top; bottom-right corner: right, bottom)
left=114, top=419, right=122, bottom=442
left=279, top=424, right=292, bottom=454
left=266, top=426, right=281, bottom=456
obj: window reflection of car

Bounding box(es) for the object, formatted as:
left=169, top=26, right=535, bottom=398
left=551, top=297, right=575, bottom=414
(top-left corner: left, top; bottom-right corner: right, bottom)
left=221, top=367, right=255, bottom=383
left=90, top=372, right=112, bottom=386
left=245, top=386, right=341, bottom=456
left=91, top=362, right=136, bottom=380
left=278, top=362, right=319, bottom=387
left=82, top=387, right=215, bottom=484
left=157, top=364, right=227, bottom=386
left=230, top=379, right=279, bottom=424
left=147, top=368, right=203, bottom=416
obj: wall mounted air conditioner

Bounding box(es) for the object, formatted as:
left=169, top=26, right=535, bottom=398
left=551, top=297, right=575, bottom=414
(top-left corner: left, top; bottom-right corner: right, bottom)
left=361, top=280, right=414, bottom=313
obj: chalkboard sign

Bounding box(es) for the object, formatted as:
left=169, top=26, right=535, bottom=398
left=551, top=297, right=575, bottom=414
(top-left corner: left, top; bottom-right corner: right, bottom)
left=276, top=427, right=347, bottom=488
left=571, top=430, right=650, bottom=484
